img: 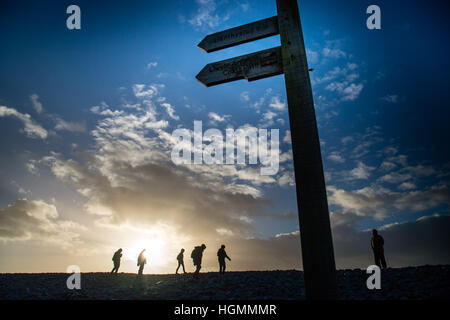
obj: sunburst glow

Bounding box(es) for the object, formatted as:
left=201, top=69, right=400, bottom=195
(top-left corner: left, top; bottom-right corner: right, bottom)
left=124, top=238, right=167, bottom=268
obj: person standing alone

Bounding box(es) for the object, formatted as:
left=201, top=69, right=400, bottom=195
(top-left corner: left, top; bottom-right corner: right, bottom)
left=217, top=245, right=231, bottom=274
left=371, top=229, right=387, bottom=269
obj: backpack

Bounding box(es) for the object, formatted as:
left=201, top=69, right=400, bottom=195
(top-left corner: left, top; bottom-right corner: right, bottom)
left=191, top=246, right=201, bottom=259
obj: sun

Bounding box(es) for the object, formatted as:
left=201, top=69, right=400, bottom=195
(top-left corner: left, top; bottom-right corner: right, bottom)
left=124, top=238, right=167, bottom=268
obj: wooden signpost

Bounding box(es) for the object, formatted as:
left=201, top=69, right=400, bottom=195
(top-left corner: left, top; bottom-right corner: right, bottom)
left=196, top=0, right=338, bottom=300
left=196, top=46, right=283, bottom=87
left=198, top=16, right=279, bottom=53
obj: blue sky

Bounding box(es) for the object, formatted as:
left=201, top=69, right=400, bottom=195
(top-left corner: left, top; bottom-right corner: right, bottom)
left=0, top=0, right=449, bottom=273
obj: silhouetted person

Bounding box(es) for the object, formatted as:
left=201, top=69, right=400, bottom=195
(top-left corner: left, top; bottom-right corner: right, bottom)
left=137, top=249, right=147, bottom=275
left=176, top=248, right=186, bottom=274
left=111, top=248, right=123, bottom=274
left=191, top=244, right=206, bottom=278
left=217, top=244, right=231, bottom=274
left=371, top=229, right=387, bottom=269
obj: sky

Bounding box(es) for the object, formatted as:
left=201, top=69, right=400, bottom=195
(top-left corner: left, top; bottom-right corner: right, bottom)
left=0, top=0, right=449, bottom=274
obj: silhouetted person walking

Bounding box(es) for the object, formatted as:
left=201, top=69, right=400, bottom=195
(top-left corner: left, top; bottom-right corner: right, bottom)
left=111, top=248, right=123, bottom=274
left=191, top=244, right=206, bottom=278
left=217, top=244, right=231, bottom=274
left=137, top=249, right=147, bottom=275
left=176, top=248, right=186, bottom=274
left=371, top=229, right=387, bottom=269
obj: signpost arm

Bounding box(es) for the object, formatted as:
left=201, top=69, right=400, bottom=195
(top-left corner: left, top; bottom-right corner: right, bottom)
left=276, top=0, right=338, bottom=299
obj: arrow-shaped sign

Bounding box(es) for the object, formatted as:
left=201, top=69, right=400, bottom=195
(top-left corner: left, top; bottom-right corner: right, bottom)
left=198, top=16, right=279, bottom=53
left=196, top=46, right=283, bottom=87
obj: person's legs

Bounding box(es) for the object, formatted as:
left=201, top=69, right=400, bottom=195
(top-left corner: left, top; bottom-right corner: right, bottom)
left=219, top=259, right=225, bottom=273
left=380, top=251, right=387, bottom=269
left=138, top=265, right=144, bottom=275
left=374, top=251, right=381, bottom=268
left=176, top=262, right=180, bottom=274
left=193, top=263, right=201, bottom=278
left=182, top=261, right=186, bottom=273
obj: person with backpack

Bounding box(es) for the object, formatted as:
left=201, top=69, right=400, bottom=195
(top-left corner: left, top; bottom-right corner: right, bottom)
left=217, top=244, right=231, bottom=274
left=191, top=244, right=206, bottom=278
left=176, top=248, right=186, bottom=274
left=111, top=248, right=123, bottom=274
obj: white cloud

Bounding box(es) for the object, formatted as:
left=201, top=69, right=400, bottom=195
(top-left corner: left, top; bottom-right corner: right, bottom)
left=321, top=39, right=347, bottom=59
left=341, top=83, right=363, bottom=101
left=240, top=2, right=249, bottom=12
left=322, top=47, right=346, bottom=59
left=133, top=84, right=164, bottom=99
left=380, top=161, right=397, bottom=171
left=327, top=151, right=345, bottom=163
left=317, top=63, right=364, bottom=101
left=160, top=102, right=180, bottom=120
left=188, top=0, right=222, bottom=30
left=269, top=96, right=286, bottom=111
left=38, top=82, right=300, bottom=248
left=306, top=49, right=319, bottom=64
left=378, top=165, right=435, bottom=184
left=28, top=94, right=86, bottom=133
left=146, top=61, right=158, bottom=70
left=54, top=118, right=86, bottom=132
left=283, top=130, right=291, bottom=144
left=261, top=110, right=277, bottom=126
left=240, top=91, right=250, bottom=102
left=381, top=94, right=399, bottom=103
left=386, top=154, right=408, bottom=166
left=341, top=136, right=354, bottom=145
left=29, top=94, right=43, bottom=114
left=326, top=82, right=363, bottom=101
left=208, top=112, right=230, bottom=124
left=278, top=171, right=295, bottom=187
left=0, top=199, right=85, bottom=249
left=379, top=172, right=412, bottom=183
left=26, top=161, right=39, bottom=175
left=348, top=161, right=375, bottom=180
left=351, top=127, right=383, bottom=158
left=249, top=88, right=272, bottom=112
left=279, top=150, right=293, bottom=163
left=328, top=184, right=450, bottom=220
left=0, top=105, right=47, bottom=139
left=398, top=182, right=416, bottom=190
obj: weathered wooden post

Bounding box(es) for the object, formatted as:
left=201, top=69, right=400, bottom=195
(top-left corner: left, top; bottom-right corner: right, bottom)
left=275, top=0, right=337, bottom=299
left=196, top=0, right=338, bottom=300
